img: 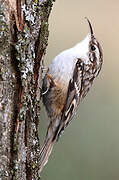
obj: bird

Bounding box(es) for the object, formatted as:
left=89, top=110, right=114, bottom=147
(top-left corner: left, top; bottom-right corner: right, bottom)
left=39, top=18, right=103, bottom=173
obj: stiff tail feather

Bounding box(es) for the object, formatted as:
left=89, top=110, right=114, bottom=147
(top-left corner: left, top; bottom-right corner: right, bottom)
left=39, top=118, right=61, bottom=173
left=39, top=135, right=55, bottom=173
left=39, top=122, right=59, bottom=174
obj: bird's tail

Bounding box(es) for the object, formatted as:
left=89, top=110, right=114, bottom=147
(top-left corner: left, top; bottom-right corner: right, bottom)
left=39, top=115, right=62, bottom=174
left=39, top=126, right=57, bottom=174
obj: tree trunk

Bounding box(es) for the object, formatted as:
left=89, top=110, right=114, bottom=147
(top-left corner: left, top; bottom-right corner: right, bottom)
left=0, top=0, right=55, bottom=179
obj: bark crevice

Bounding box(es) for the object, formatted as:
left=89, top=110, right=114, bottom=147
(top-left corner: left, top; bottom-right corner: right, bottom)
left=0, top=0, right=55, bottom=179
left=9, top=22, right=24, bottom=177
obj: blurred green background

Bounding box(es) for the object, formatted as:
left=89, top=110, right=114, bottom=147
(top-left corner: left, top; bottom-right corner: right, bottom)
left=39, top=0, right=119, bottom=179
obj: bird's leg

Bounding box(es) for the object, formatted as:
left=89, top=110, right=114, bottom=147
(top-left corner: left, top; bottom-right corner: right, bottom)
left=46, top=73, right=56, bottom=87
left=42, top=73, right=56, bottom=95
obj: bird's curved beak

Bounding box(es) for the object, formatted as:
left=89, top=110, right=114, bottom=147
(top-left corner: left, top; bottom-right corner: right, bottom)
left=85, top=17, right=94, bottom=36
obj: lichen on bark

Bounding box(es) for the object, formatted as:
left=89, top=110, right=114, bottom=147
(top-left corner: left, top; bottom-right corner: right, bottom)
left=0, top=0, right=15, bottom=178
left=0, top=0, right=55, bottom=179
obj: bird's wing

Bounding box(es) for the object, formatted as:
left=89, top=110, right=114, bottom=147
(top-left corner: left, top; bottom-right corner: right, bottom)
left=57, top=59, right=84, bottom=140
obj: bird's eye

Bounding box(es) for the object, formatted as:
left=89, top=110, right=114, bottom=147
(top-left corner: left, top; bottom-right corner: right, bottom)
left=91, top=45, right=96, bottom=51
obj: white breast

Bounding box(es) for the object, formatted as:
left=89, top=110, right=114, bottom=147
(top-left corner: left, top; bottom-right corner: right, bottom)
left=49, top=49, right=76, bottom=87
left=48, top=34, right=90, bottom=88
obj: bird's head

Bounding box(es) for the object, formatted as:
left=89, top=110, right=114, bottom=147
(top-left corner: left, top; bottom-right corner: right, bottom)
left=77, top=18, right=103, bottom=77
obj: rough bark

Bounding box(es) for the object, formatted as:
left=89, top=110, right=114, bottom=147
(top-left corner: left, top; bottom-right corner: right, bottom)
left=0, top=0, right=55, bottom=179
